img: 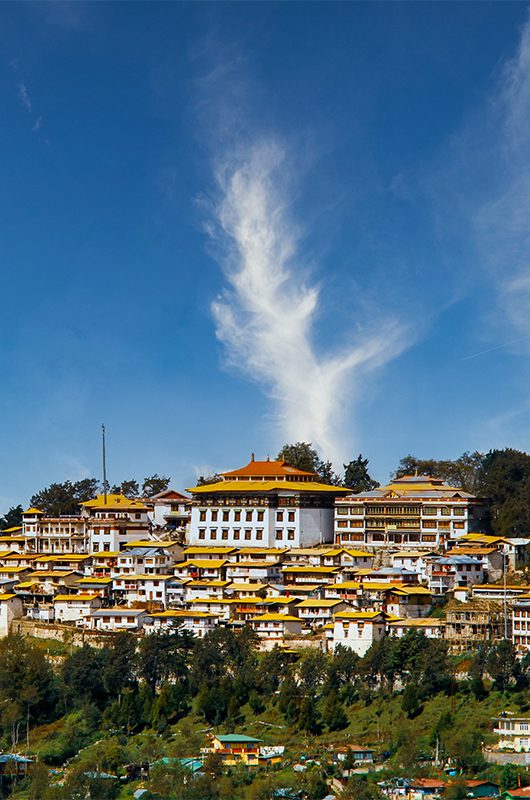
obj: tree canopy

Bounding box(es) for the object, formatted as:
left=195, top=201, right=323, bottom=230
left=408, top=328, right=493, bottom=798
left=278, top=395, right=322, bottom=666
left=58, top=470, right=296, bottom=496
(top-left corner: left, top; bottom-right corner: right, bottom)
left=30, top=479, right=101, bottom=516
left=343, top=455, right=379, bottom=492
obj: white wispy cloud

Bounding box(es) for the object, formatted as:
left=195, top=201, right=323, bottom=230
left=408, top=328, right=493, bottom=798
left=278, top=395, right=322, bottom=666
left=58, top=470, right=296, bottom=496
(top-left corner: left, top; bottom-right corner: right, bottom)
left=208, top=140, right=408, bottom=464
left=17, top=82, right=32, bottom=113
left=474, top=14, right=530, bottom=338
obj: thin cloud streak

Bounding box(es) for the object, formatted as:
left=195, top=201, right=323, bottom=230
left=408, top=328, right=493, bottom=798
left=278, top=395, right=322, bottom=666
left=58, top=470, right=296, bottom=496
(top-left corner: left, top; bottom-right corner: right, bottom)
left=17, top=82, right=32, bottom=113
left=475, top=14, right=530, bottom=339
left=209, top=140, right=408, bottom=465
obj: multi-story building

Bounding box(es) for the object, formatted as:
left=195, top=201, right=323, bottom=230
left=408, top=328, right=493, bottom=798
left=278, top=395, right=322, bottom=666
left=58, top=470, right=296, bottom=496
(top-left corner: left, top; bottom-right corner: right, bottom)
left=80, top=494, right=151, bottom=552
left=493, top=712, right=530, bottom=752
left=22, top=493, right=155, bottom=555
left=187, top=456, right=350, bottom=548
left=144, top=489, right=190, bottom=535
left=22, top=508, right=87, bottom=554
left=334, top=475, right=485, bottom=549
left=444, top=600, right=506, bottom=650
left=511, top=594, right=530, bottom=654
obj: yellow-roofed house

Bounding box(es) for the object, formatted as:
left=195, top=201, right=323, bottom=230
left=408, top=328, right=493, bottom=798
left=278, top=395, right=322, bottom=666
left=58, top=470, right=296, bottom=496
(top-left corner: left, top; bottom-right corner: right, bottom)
left=80, top=494, right=152, bottom=553
left=330, top=610, right=387, bottom=656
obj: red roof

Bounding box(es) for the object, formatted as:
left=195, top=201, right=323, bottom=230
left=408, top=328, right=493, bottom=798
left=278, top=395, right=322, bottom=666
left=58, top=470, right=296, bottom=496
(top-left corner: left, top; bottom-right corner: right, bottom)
left=221, top=459, right=317, bottom=479
left=465, top=781, right=499, bottom=788
left=411, top=780, right=446, bottom=789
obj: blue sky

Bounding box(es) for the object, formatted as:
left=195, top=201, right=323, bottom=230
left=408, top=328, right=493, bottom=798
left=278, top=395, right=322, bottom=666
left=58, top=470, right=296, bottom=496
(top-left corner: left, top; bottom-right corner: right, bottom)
left=1, top=2, right=530, bottom=509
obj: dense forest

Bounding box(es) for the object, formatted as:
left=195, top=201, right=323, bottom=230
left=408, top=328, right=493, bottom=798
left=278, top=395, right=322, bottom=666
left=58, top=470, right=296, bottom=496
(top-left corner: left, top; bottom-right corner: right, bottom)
left=0, top=629, right=529, bottom=800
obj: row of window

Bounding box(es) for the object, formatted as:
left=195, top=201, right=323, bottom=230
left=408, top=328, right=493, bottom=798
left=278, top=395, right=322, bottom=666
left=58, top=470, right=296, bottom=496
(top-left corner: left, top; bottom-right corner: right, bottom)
left=336, top=505, right=467, bottom=516
left=198, top=509, right=296, bottom=522
left=197, top=527, right=297, bottom=542
left=199, top=528, right=263, bottom=541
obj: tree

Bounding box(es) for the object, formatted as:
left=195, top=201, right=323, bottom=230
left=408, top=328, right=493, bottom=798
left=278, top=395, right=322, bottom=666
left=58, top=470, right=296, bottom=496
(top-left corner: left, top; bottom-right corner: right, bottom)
left=138, top=631, right=192, bottom=693
left=277, top=442, right=320, bottom=473
left=338, top=776, right=384, bottom=800
left=298, top=695, right=322, bottom=734
left=63, top=646, right=108, bottom=708
left=487, top=639, right=519, bottom=691
left=401, top=682, right=421, bottom=717
left=142, top=474, right=170, bottom=497
left=0, top=505, right=23, bottom=530
left=278, top=442, right=343, bottom=484
left=195, top=474, right=222, bottom=486
left=110, top=479, right=139, bottom=498
left=343, top=455, right=379, bottom=493
left=30, top=479, right=99, bottom=516
left=102, top=633, right=138, bottom=697
left=478, top=449, right=530, bottom=536
left=323, top=690, right=348, bottom=731
left=444, top=781, right=469, bottom=800
left=393, top=451, right=484, bottom=494
left=317, top=459, right=342, bottom=486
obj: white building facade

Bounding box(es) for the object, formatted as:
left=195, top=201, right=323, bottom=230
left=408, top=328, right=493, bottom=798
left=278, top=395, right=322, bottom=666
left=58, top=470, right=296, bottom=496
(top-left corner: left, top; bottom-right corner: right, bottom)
left=334, top=475, right=485, bottom=549
left=188, top=457, right=350, bottom=549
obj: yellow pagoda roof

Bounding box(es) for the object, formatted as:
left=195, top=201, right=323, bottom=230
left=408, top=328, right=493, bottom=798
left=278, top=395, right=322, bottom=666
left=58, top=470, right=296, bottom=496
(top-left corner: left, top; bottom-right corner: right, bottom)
left=81, top=494, right=147, bottom=511
left=53, top=594, right=99, bottom=602
left=1, top=526, right=22, bottom=533
left=186, top=580, right=231, bottom=587
left=251, top=613, right=301, bottom=622
left=149, top=609, right=219, bottom=619
left=184, top=546, right=236, bottom=555
left=23, top=507, right=44, bottom=515
left=179, top=559, right=227, bottom=569
left=282, top=566, right=340, bottom=574
left=187, top=480, right=350, bottom=495
left=296, top=599, right=346, bottom=607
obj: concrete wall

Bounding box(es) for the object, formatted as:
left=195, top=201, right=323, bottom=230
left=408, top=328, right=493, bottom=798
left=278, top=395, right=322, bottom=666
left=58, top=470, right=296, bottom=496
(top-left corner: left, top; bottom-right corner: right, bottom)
left=12, top=619, right=116, bottom=648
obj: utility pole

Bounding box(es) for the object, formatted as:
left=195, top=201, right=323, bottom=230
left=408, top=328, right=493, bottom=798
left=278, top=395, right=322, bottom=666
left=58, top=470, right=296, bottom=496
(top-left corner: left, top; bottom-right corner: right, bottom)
left=102, top=424, right=108, bottom=504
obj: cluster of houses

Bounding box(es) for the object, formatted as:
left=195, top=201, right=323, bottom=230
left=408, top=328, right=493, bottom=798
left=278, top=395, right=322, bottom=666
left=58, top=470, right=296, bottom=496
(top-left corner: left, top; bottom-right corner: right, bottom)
left=0, top=457, right=528, bottom=654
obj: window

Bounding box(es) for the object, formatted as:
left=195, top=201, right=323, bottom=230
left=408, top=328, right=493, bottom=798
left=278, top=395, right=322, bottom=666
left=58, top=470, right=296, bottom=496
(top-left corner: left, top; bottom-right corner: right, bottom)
left=441, top=507, right=450, bottom=516
left=244, top=529, right=252, bottom=541
left=223, top=511, right=229, bottom=521
left=234, top=511, right=241, bottom=522
left=275, top=530, right=283, bottom=540
left=93, top=544, right=100, bottom=552
left=234, top=529, right=240, bottom=540
left=256, top=529, right=263, bottom=540
left=336, top=507, right=348, bottom=515
left=222, top=529, right=229, bottom=540
left=199, top=510, right=206, bottom=522
left=211, top=511, right=218, bottom=521
left=257, top=511, right=264, bottom=522
left=246, top=511, right=253, bottom=521
left=210, top=529, right=217, bottom=540
left=277, top=511, right=284, bottom=522
left=135, top=512, right=141, bottom=519
left=453, top=507, right=465, bottom=516
left=287, top=529, right=295, bottom=541
left=103, top=544, right=110, bottom=552
left=199, top=529, right=206, bottom=540
left=288, top=511, right=295, bottom=522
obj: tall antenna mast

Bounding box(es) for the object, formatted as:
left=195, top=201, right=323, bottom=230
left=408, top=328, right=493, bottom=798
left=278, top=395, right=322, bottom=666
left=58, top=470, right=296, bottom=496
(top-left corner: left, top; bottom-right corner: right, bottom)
left=102, top=424, right=108, bottom=505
